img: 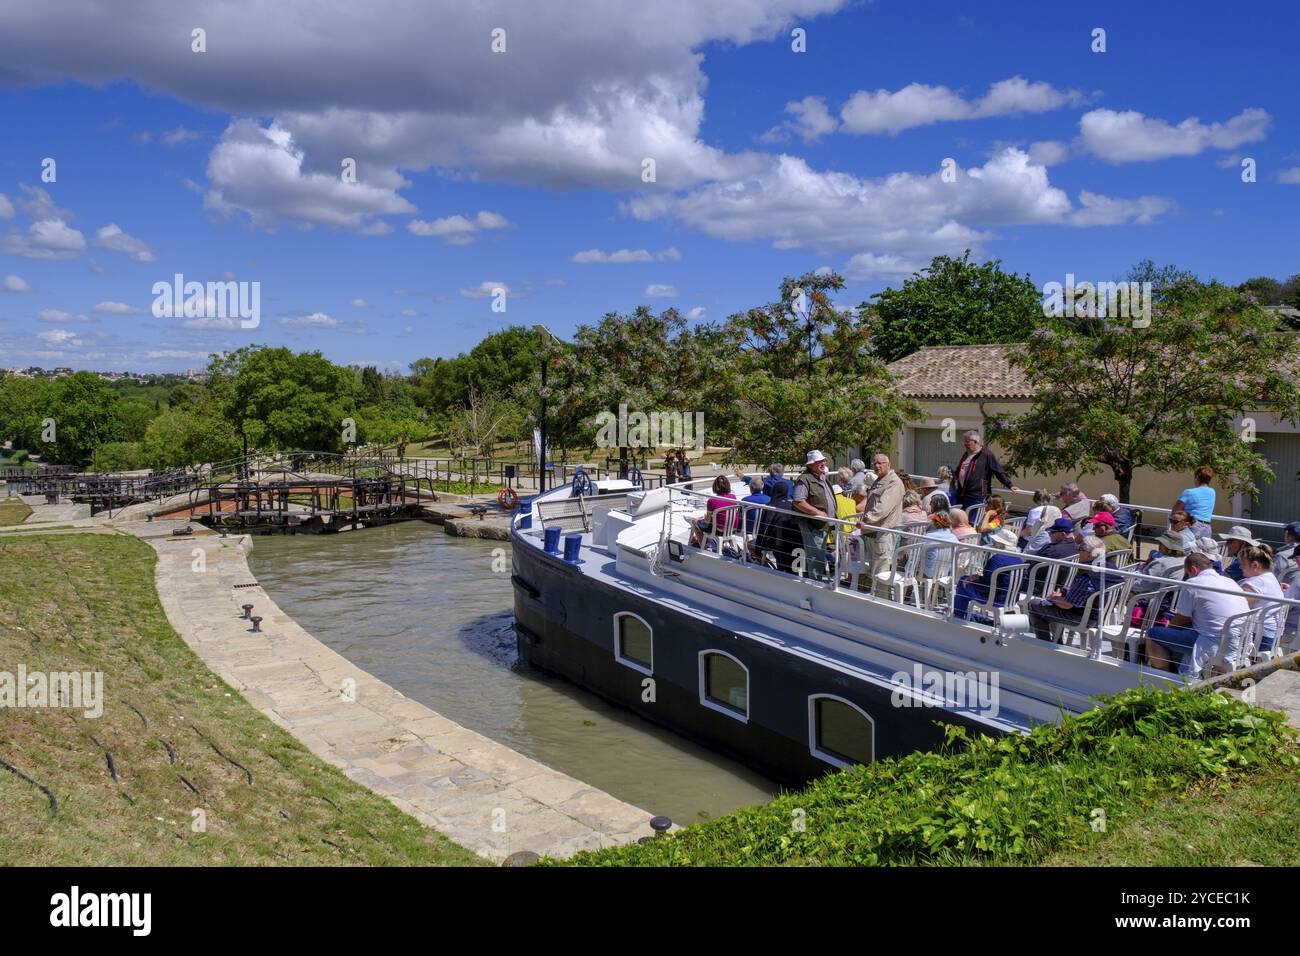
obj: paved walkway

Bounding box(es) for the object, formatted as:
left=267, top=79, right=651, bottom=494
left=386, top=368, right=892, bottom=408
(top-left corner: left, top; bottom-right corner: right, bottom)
left=122, top=519, right=655, bottom=861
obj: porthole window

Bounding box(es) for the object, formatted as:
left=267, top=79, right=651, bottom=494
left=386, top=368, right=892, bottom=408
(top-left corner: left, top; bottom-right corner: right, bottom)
left=808, top=695, right=874, bottom=768
left=614, top=613, right=653, bottom=675
left=699, top=650, right=748, bottom=721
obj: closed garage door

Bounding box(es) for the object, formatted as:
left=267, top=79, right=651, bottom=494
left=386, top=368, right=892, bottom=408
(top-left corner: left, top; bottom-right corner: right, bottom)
left=913, top=428, right=959, bottom=480
left=1252, top=432, right=1300, bottom=525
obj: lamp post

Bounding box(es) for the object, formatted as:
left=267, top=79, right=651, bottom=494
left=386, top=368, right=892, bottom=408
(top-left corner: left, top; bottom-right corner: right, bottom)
left=533, top=325, right=553, bottom=494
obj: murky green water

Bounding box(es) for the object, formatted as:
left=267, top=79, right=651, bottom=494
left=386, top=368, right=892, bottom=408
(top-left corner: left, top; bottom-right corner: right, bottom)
left=247, top=520, right=778, bottom=822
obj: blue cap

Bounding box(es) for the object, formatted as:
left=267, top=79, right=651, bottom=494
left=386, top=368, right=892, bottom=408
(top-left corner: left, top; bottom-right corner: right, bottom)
left=1050, top=518, right=1075, bottom=533
left=1287, top=521, right=1300, bottom=538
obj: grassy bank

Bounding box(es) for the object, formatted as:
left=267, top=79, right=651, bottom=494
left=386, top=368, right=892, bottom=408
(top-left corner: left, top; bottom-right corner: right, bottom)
left=0, top=498, right=32, bottom=526
left=0, top=532, right=484, bottom=866
left=553, top=688, right=1298, bottom=866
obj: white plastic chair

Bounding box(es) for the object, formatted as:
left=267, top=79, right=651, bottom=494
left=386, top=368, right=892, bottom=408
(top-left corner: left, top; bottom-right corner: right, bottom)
left=875, top=540, right=925, bottom=607
left=1208, top=607, right=1266, bottom=675
left=964, top=562, right=1028, bottom=624
left=1099, top=583, right=1181, bottom=662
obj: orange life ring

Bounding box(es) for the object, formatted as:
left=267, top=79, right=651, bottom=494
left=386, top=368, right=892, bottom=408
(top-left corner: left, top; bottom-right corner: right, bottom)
left=498, top=487, right=520, bottom=510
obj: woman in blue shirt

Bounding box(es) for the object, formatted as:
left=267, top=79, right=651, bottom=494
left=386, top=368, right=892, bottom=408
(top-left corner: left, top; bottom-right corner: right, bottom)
left=1172, top=465, right=1216, bottom=539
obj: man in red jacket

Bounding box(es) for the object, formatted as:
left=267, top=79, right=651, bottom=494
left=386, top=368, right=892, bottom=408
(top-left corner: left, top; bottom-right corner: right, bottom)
left=950, top=431, right=1018, bottom=513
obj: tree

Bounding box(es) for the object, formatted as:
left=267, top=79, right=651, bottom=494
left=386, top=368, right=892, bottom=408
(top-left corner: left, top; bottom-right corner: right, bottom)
left=864, top=251, right=1041, bottom=363
left=722, top=271, right=919, bottom=465
left=39, top=372, right=127, bottom=466
left=0, top=375, right=53, bottom=450
left=987, top=279, right=1300, bottom=502
left=209, top=346, right=356, bottom=453
left=445, top=388, right=521, bottom=457
left=141, top=403, right=240, bottom=469
left=545, top=307, right=726, bottom=466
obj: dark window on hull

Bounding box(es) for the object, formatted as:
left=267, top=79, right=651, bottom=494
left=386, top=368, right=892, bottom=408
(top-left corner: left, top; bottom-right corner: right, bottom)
left=810, top=695, right=874, bottom=767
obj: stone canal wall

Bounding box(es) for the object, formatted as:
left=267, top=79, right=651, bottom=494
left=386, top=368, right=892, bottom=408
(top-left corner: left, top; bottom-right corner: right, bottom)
left=124, top=519, right=654, bottom=860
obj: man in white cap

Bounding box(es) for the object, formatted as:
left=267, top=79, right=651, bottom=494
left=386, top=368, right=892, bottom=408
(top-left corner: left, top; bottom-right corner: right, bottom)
left=1098, top=492, right=1136, bottom=537
left=1217, top=525, right=1257, bottom=582
left=792, top=449, right=836, bottom=580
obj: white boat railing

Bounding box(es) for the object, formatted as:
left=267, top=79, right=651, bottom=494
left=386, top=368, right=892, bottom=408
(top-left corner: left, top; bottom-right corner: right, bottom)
left=671, top=489, right=1300, bottom=677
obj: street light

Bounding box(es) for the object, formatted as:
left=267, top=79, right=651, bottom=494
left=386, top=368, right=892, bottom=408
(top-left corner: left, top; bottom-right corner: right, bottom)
left=533, top=324, right=554, bottom=493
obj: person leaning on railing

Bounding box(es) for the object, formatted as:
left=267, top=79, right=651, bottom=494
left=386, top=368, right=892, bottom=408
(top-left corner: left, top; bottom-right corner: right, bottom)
left=1026, top=535, right=1117, bottom=641
left=791, top=450, right=837, bottom=580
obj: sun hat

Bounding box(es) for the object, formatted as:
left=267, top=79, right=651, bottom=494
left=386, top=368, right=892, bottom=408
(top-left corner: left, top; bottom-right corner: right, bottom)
left=919, top=476, right=938, bottom=490
left=1217, top=525, right=1258, bottom=546
left=990, top=527, right=1019, bottom=550
left=1192, top=537, right=1222, bottom=557
left=1156, top=530, right=1186, bottom=551
left=805, top=450, right=827, bottom=465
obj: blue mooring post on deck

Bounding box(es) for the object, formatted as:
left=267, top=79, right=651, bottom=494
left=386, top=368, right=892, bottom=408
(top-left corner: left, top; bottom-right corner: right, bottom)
left=518, top=496, right=533, bottom=529
left=563, top=533, right=583, bottom=564
left=543, top=525, right=562, bottom=554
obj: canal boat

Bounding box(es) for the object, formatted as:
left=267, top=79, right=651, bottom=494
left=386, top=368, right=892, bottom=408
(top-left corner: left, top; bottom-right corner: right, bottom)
left=510, top=475, right=1289, bottom=786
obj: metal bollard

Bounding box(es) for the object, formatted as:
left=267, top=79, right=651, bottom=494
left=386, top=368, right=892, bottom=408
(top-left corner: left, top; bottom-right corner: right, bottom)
left=650, top=815, right=672, bottom=838
left=249, top=615, right=263, bottom=633
left=501, top=850, right=540, bottom=867
left=241, top=603, right=254, bottom=620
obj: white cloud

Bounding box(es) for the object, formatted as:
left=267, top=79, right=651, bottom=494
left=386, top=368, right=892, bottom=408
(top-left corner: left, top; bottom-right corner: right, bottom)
left=544, top=278, right=567, bottom=286
left=764, top=95, right=838, bottom=143
left=1278, top=167, right=1300, bottom=185
left=628, top=148, right=1170, bottom=265
left=38, top=307, right=88, bottom=323
left=2, top=275, right=32, bottom=293
left=280, top=311, right=341, bottom=328
left=0, top=193, right=14, bottom=219
left=351, top=297, right=369, bottom=307
left=1, top=219, right=86, bottom=260
left=843, top=253, right=919, bottom=281
left=684, top=306, right=707, bottom=319
left=0, top=0, right=847, bottom=223
left=144, top=349, right=210, bottom=359
left=92, top=300, right=143, bottom=314
left=571, top=247, right=680, bottom=263
left=407, top=210, right=512, bottom=244
left=94, top=223, right=156, bottom=262
left=16, top=185, right=72, bottom=221
left=400, top=308, right=418, bottom=316
left=645, top=283, right=677, bottom=298
left=161, top=126, right=200, bottom=145
left=180, top=316, right=243, bottom=330
left=37, top=329, right=81, bottom=347
left=460, top=281, right=509, bottom=299
left=203, top=119, right=416, bottom=230
left=1078, top=107, right=1271, bottom=163
left=840, top=76, right=1084, bottom=136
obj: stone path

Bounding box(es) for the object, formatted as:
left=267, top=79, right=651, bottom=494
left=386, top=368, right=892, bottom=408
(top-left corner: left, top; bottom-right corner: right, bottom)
left=123, top=518, right=656, bottom=861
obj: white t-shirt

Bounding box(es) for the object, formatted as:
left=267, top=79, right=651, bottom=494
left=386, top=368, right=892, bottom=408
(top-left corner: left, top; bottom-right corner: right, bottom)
left=1027, top=505, right=1045, bottom=527
left=1240, top=571, right=1285, bottom=650
left=1179, top=569, right=1251, bottom=675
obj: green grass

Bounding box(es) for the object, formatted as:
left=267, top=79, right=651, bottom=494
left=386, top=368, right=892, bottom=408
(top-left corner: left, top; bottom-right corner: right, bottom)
left=0, top=499, right=32, bottom=526
left=1046, top=761, right=1300, bottom=866
left=0, top=533, right=484, bottom=866
left=551, top=688, right=1298, bottom=867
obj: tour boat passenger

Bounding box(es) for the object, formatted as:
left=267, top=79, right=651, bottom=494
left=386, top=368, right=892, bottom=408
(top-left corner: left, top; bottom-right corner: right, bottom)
left=740, top=476, right=770, bottom=534
left=1145, top=553, right=1250, bottom=675
left=922, top=510, right=959, bottom=579
left=1239, top=545, right=1284, bottom=655
left=688, top=474, right=739, bottom=548
left=1131, top=531, right=1188, bottom=592
left=1027, top=535, right=1119, bottom=641
left=1216, top=525, right=1258, bottom=581
left=953, top=527, right=1026, bottom=620
left=949, top=431, right=1018, bottom=513
left=1020, top=504, right=1061, bottom=552
left=791, top=450, right=836, bottom=580
left=1173, top=465, right=1216, bottom=540
left=949, top=507, right=979, bottom=543
left=976, top=494, right=1007, bottom=542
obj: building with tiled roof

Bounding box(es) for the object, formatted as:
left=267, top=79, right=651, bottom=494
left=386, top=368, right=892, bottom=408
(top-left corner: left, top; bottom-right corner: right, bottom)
left=872, top=344, right=1299, bottom=527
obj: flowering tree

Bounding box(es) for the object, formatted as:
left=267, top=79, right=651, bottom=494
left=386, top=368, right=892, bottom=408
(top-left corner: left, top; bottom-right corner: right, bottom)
left=721, top=271, right=918, bottom=466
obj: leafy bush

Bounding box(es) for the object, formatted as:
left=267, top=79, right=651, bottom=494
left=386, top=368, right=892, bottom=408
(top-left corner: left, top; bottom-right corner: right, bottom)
left=553, top=687, right=1297, bottom=867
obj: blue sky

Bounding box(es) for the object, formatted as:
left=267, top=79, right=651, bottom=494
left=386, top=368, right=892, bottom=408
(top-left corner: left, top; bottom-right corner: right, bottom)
left=0, top=0, right=1295, bottom=372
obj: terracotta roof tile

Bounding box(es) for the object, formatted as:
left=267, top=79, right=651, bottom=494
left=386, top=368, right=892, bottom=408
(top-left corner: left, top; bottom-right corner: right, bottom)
left=886, top=344, right=1035, bottom=400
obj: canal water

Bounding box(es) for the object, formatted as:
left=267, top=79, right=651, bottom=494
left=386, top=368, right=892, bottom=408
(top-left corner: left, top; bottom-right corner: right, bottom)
left=247, top=521, right=779, bottom=822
